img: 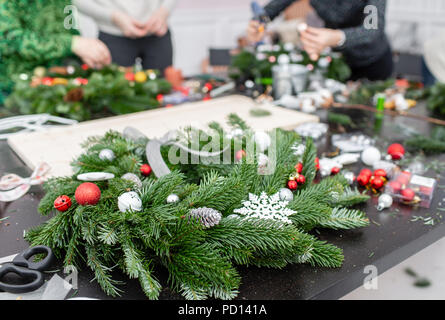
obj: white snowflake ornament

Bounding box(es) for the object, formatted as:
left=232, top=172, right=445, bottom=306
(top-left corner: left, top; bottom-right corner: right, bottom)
left=234, top=192, right=296, bottom=224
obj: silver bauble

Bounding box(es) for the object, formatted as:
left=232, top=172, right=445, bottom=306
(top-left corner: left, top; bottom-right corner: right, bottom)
left=118, top=191, right=142, bottom=213
left=166, top=194, right=180, bottom=204
left=278, top=188, right=294, bottom=201
left=99, top=149, right=115, bottom=162
left=377, top=194, right=393, bottom=211
left=121, top=173, right=142, bottom=189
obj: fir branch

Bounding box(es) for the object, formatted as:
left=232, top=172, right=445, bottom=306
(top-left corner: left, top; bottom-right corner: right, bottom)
left=317, top=207, right=370, bottom=230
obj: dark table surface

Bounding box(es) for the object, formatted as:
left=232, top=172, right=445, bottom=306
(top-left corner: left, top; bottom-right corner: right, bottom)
left=0, top=102, right=444, bottom=300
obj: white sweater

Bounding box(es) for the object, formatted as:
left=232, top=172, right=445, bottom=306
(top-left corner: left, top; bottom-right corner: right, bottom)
left=74, top=0, right=177, bottom=36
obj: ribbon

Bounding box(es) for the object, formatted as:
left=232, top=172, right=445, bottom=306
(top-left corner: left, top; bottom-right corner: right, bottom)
left=0, top=163, right=51, bottom=202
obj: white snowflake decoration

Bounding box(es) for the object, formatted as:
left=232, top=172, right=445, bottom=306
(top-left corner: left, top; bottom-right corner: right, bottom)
left=233, top=192, right=296, bottom=224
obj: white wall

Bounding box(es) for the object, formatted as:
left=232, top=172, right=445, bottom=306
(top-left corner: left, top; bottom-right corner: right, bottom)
left=78, top=0, right=445, bottom=75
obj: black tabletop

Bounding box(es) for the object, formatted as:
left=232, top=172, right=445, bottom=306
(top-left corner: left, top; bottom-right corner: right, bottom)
left=0, top=103, right=444, bottom=300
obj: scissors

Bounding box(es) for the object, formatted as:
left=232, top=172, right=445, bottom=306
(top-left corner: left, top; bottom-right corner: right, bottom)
left=0, top=246, right=54, bottom=294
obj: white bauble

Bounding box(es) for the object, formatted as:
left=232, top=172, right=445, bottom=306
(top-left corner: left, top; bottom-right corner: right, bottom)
left=254, top=131, right=271, bottom=152
left=361, top=146, right=381, bottom=166
left=121, top=173, right=142, bottom=189
left=278, top=188, right=294, bottom=202
left=118, top=192, right=142, bottom=213
left=99, top=149, right=115, bottom=161
left=166, top=194, right=180, bottom=204
left=377, top=194, right=393, bottom=211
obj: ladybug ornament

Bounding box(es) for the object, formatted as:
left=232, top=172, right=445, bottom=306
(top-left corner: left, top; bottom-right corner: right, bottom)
left=140, top=164, right=152, bottom=176
left=54, top=195, right=72, bottom=212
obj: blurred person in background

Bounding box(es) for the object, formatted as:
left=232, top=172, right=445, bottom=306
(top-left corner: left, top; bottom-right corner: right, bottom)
left=74, top=0, right=177, bottom=72
left=247, top=0, right=393, bottom=81
left=423, top=32, right=445, bottom=87
left=0, top=0, right=111, bottom=105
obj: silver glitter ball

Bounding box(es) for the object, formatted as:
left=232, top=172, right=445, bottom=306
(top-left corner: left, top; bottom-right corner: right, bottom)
left=278, top=188, right=294, bottom=202
left=342, top=171, right=355, bottom=185
left=121, top=173, right=142, bottom=189
left=377, top=194, right=393, bottom=211
left=166, top=194, right=180, bottom=204
left=99, top=149, right=115, bottom=161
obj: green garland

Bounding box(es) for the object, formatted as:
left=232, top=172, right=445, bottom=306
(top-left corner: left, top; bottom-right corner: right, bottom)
left=26, top=115, right=370, bottom=300
left=4, top=64, right=171, bottom=122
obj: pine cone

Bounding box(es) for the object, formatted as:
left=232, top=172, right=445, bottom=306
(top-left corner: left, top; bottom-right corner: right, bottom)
left=64, top=88, right=84, bottom=102
left=188, top=207, right=222, bottom=228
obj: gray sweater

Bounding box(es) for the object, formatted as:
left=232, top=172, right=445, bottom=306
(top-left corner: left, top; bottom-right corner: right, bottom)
left=74, top=0, right=177, bottom=36
left=264, top=0, right=390, bottom=68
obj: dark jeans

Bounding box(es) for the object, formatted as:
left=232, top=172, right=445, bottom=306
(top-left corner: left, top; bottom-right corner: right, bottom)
left=99, top=30, right=173, bottom=73
left=349, top=47, right=394, bottom=81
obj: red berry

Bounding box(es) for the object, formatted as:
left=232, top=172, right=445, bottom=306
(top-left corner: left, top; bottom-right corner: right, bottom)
left=357, top=174, right=370, bottom=187
left=296, top=174, right=306, bottom=185
left=140, top=164, right=152, bottom=176
left=371, top=177, right=385, bottom=189
left=401, top=188, right=415, bottom=202
left=287, top=180, right=298, bottom=190
left=373, top=169, right=387, bottom=178
left=314, top=157, right=320, bottom=171
left=295, top=163, right=303, bottom=174
left=360, top=168, right=372, bottom=178
left=331, top=167, right=341, bottom=175
left=54, top=195, right=72, bottom=212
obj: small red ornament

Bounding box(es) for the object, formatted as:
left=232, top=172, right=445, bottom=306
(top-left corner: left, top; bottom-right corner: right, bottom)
left=54, top=195, right=72, bottom=212
left=388, top=180, right=402, bottom=193
left=401, top=188, right=415, bottom=202
left=331, top=167, right=341, bottom=175
left=203, top=83, right=213, bottom=92
left=235, top=150, right=246, bottom=162
left=360, top=168, right=372, bottom=178
left=314, top=157, right=320, bottom=171
left=287, top=180, right=298, bottom=190
left=373, top=169, right=387, bottom=178
left=81, top=64, right=89, bottom=70
left=140, top=164, right=152, bottom=176
left=295, top=163, right=303, bottom=174
left=75, top=183, right=101, bottom=206
left=371, top=177, right=385, bottom=189
left=396, top=172, right=411, bottom=185
left=357, top=174, right=370, bottom=187
left=296, top=174, right=306, bottom=185
left=125, top=72, right=135, bottom=81
left=387, top=143, right=405, bottom=160
left=42, top=77, right=54, bottom=86
left=156, top=94, right=164, bottom=102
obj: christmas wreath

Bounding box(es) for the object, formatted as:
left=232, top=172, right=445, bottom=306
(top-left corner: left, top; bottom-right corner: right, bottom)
left=26, top=115, right=370, bottom=300
left=4, top=63, right=171, bottom=122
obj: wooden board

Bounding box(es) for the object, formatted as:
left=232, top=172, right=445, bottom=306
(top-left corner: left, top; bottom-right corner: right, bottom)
left=8, top=95, right=319, bottom=177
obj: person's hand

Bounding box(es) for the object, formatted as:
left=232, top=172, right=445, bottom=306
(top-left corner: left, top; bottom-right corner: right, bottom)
left=300, top=26, right=344, bottom=60
left=144, top=7, right=169, bottom=37
left=112, top=10, right=147, bottom=38
left=71, top=36, right=112, bottom=69
left=246, top=20, right=265, bottom=44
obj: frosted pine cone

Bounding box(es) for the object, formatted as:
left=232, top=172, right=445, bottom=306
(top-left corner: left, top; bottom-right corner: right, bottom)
left=188, top=207, right=222, bottom=228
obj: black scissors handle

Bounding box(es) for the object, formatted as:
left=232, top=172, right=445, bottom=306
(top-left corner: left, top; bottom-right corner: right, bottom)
left=0, top=264, right=44, bottom=294
left=12, top=245, right=54, bottom=271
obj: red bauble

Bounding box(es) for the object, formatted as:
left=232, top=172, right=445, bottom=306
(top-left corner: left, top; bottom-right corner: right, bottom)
left=331, top=167, right=341, bottom=175
left=140, top=164, right=152, bottom=176
left=401, top=188, right=415, bottom=202
left=287, top=180, right=298, bottom=190
left=371, top=177, right=385, bottom=189
left=396, top=172, right=411, bottom=185
left=296, top=174, right=306, bottom=185
left=387, top=143, right=405, bottom=160
left=295, top=162, right=303, bottom=174
left=373, top=169, right=387, bottom=178
left=357, top=174, right=370, bottom=187
left=75, top=183, right=101, bottom=206
left=235, top=150, right=246, bottom=162
left=54, top=195, right=72, bottom=212
left=388, top=180, right=402, bottom=193
left=42, top=77, right=54, bottom=86
left=360, top=168, right=372, bottom=178
left=125, top=72, right=135, bottom=81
